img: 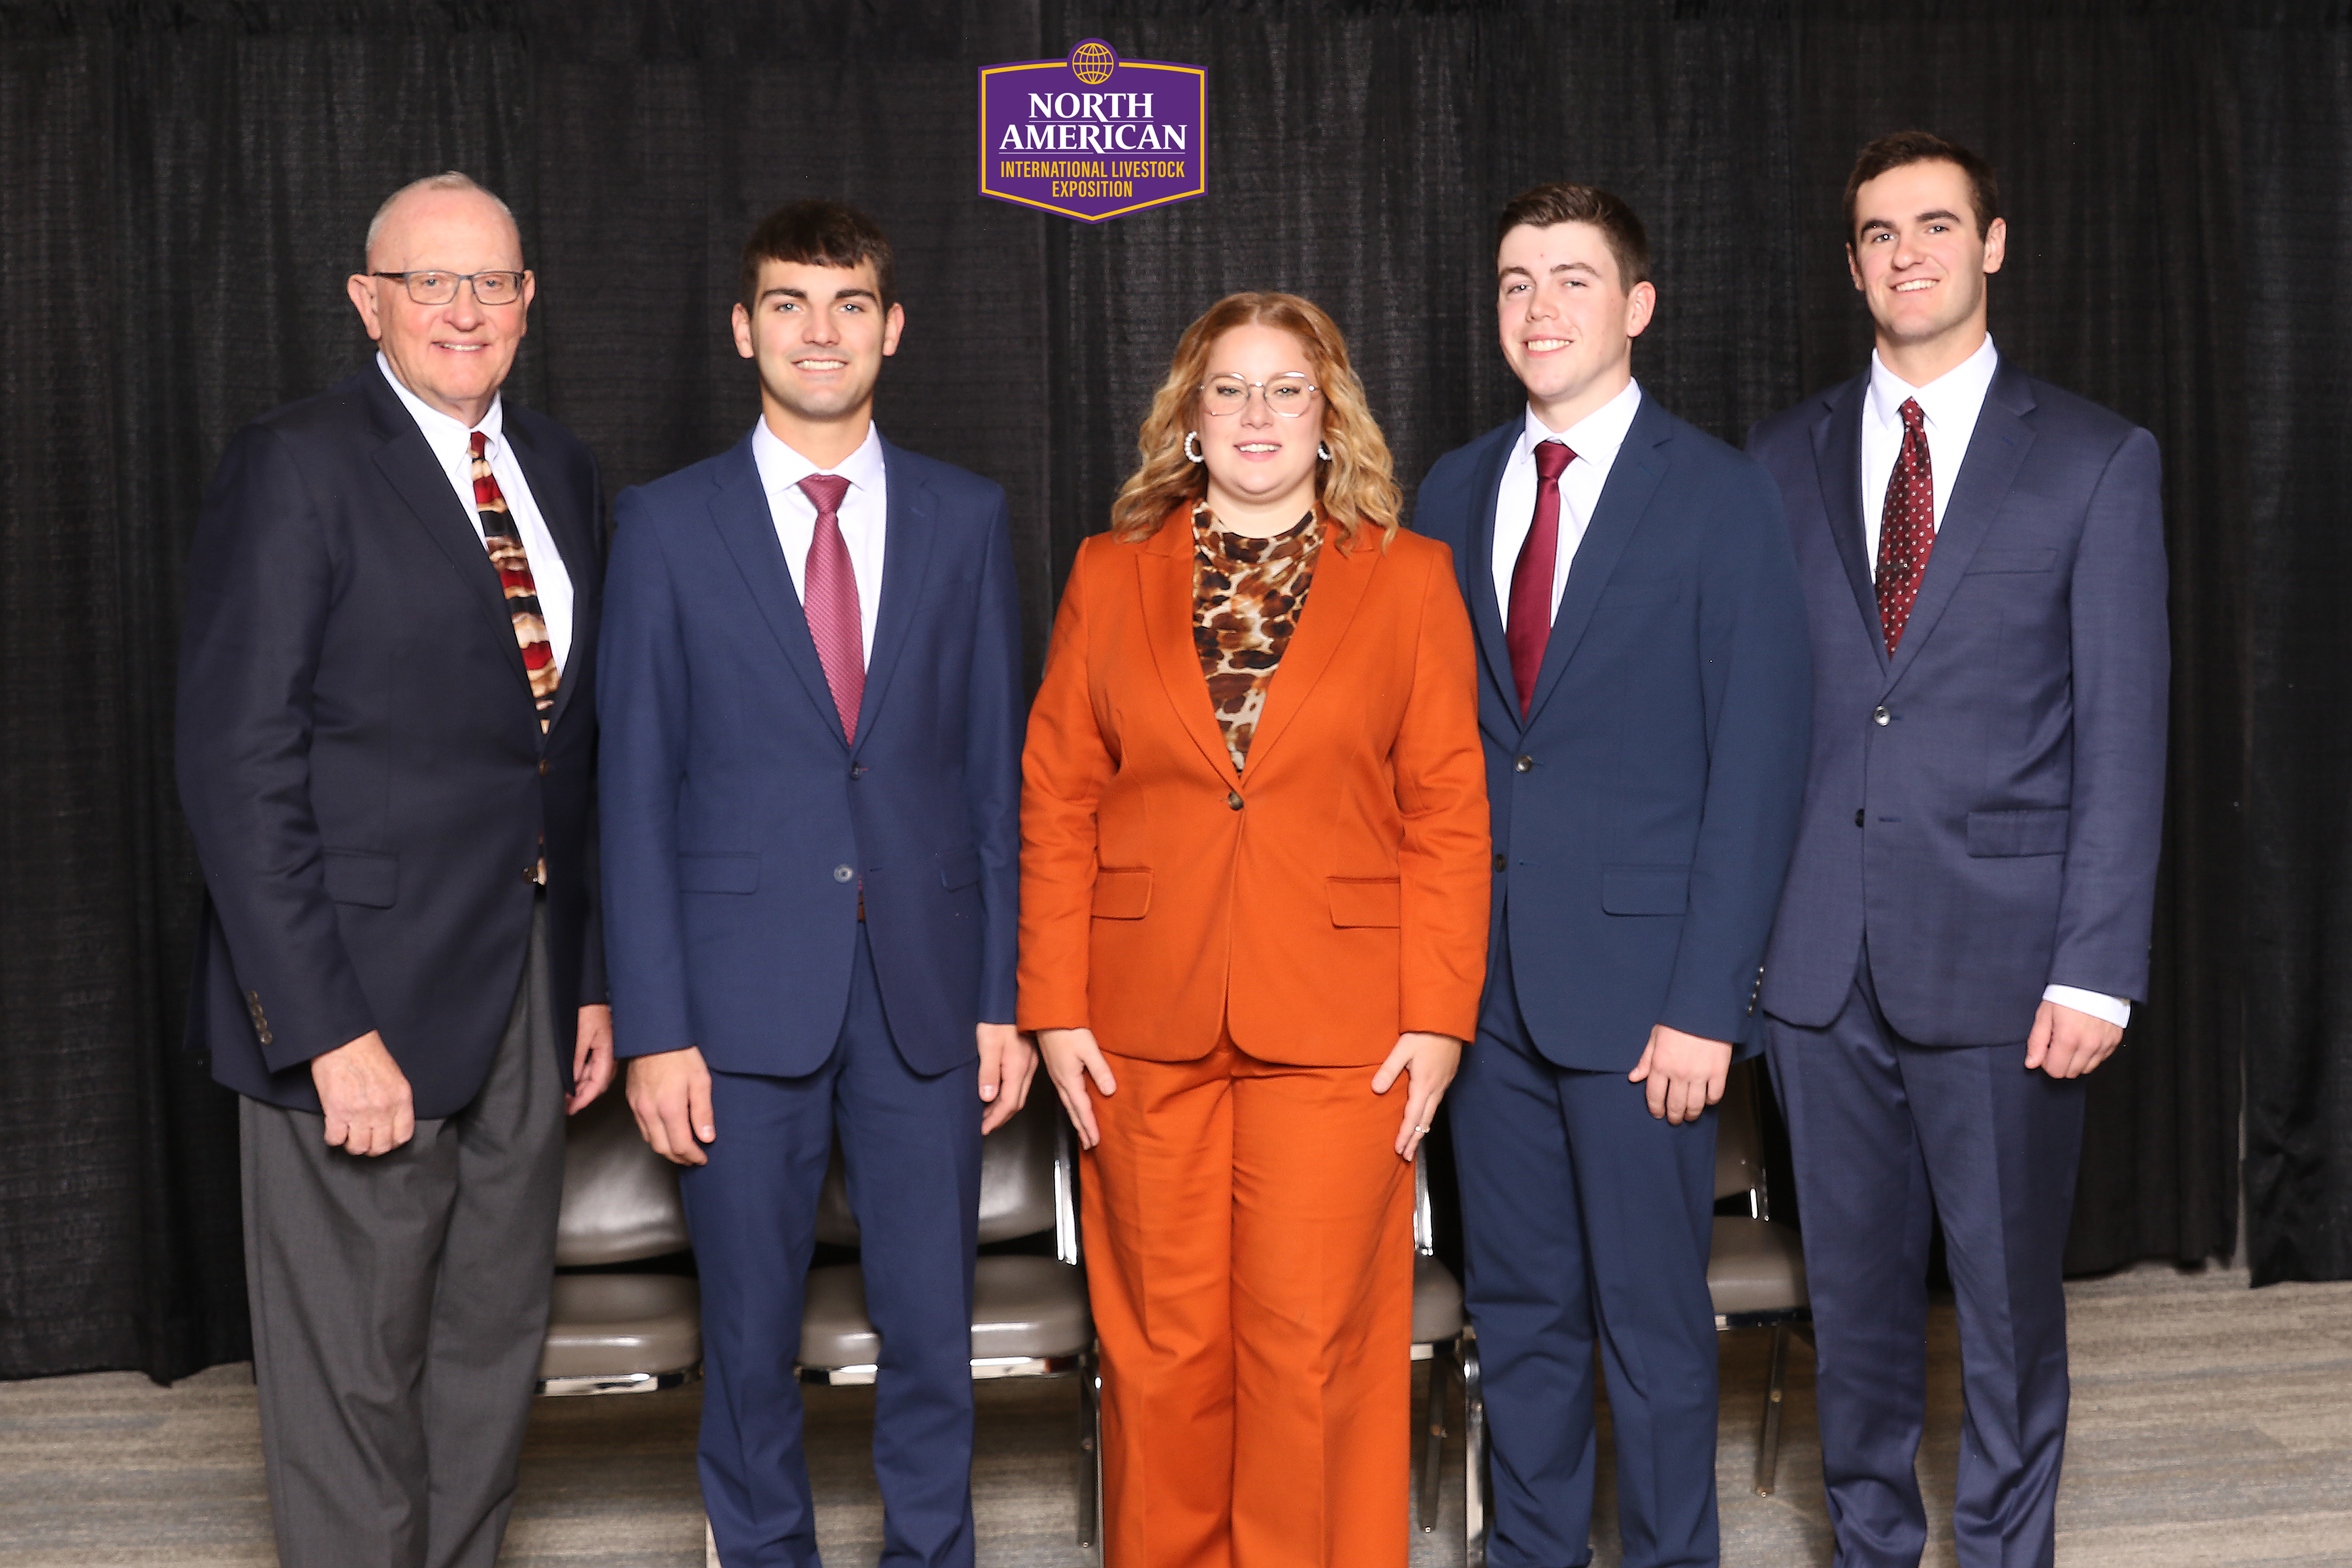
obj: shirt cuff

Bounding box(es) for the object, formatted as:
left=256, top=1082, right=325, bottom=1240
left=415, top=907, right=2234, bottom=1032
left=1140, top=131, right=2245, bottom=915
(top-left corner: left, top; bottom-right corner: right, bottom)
left=2042, top=985, right=2131, bottom=1029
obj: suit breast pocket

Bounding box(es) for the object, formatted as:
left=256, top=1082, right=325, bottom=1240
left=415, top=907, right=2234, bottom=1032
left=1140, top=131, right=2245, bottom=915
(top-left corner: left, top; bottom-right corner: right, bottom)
left=1595, top=579, right=1680, bottom=612
left=1965, top=548, right=2059, bottom=576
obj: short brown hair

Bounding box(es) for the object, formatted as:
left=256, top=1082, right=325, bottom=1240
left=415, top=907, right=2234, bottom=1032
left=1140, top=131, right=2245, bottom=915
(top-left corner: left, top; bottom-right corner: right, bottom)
left=1843, top=132, right=2001, bottom=241
left=740, top=200, right=896, bottom=314
left=1494, top=183, right=1650, bottom=290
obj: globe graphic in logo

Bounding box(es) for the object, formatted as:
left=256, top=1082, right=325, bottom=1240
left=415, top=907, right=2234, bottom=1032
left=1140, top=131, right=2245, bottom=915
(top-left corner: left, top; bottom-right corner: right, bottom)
left=1070, top=39, right=1117, bottom=84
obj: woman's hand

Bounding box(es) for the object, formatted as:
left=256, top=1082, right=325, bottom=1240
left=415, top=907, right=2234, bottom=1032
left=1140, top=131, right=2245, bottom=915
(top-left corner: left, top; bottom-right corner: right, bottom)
left=1374, top=1030, right=1463, bottom=1162
left=1039, top=1027, right=1118, bottom=1149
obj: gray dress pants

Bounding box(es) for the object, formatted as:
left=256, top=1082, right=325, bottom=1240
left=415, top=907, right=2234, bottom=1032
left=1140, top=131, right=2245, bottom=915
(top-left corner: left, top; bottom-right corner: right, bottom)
left=240, top=902, right=566, bottom=1568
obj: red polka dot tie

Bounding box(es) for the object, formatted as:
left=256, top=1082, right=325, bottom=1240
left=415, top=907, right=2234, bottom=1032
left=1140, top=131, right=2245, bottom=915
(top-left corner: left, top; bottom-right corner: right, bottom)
left=1875, top=397, right=1935, bottom=652
left=798, top=472, right=864, bottom=743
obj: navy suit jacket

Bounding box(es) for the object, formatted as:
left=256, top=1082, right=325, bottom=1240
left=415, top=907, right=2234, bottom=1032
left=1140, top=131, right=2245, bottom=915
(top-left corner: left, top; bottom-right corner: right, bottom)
left=1747, top=359, right=2168, bottom=1045
left=1415, top=394, right=1813, bottom=1071
left=597, top=432, right=1022, bottom=1077
left=176, top=368, right=606, bottom=1119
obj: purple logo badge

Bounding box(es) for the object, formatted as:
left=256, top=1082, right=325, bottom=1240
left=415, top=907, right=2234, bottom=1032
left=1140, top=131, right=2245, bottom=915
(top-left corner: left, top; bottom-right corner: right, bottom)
left=979, top=39, right=1205, bottom=223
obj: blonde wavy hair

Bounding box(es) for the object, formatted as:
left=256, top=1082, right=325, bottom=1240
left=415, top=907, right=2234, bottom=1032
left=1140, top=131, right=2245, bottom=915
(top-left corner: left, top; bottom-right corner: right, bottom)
left=1109, top=292, right=1401, bottom=551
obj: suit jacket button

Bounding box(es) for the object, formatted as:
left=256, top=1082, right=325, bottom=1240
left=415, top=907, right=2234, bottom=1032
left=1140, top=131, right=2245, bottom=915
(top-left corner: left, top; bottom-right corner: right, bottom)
left=1873, top=706, right=1890, bottom=725
left=524, top=865, right=539, bottom=882
left=538, top=758, right=549, bottom=776
left=833, top=864, right=855, bottom=883
left=1227, top=791, right=1243, bottom=810
left=1493, top=853, right=1507, bottom=872
left=1514, top=755, right=1534, bottom=773
left=1855, top=808, right=1865, bottom=827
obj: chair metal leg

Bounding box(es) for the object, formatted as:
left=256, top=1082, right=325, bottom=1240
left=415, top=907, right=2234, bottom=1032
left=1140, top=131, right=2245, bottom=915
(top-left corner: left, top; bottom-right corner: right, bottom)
left=1418, top=1343, right=1447, bottom=1532
left=1077, top=1346, right=1103, bottom=1553
left=1461, top=1332, right=1487, bottom=1568
left=1754, top=1321, right=1789, bottom=1499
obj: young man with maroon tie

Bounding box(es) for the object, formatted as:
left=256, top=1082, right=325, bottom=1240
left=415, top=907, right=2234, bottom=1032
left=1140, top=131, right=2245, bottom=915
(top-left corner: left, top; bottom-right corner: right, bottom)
left=1747, top=133, right=2168, bottom=1568
left=597, top=201, right=1031, bottom=1567
left=1414, top=184, right=1812, bottom=1568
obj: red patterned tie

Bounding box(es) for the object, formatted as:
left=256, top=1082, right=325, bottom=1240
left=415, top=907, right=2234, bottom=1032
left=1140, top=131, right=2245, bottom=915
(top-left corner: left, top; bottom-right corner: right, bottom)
left=798, top=472, right=864, bottom=743
left=470, top=432, right=559, bottom=731
left=1876, top=398, right=1936, bottom=652
left=1505, top=440, right=1575, bottom=717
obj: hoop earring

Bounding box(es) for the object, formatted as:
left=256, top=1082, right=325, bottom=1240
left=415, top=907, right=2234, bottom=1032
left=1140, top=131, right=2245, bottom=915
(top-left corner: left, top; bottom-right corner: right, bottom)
left=1318, top=440, right=1333, bottom=462
left=1184, top=431, right=1204, bottom=463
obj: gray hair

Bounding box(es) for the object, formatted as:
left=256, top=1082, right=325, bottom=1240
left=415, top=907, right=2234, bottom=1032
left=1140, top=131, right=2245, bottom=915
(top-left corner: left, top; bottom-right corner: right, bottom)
left=364, top=172, right=519, bottom=265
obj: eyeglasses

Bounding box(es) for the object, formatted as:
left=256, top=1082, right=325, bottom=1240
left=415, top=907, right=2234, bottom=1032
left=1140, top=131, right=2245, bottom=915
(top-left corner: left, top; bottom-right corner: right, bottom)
left=1200, top=372, right=1319, bottom=417
left=370, top=270, right=528, bottom=306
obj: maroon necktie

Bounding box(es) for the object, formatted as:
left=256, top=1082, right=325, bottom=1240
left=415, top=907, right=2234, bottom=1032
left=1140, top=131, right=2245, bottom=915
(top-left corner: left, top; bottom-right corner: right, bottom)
left=798, top=472, right=864, bottom=743
left=469, top=432, right=559, bottom=732
left=1876, top=398, right=1935, bottom=652
left=1505, top=440, right=1575, bottom=717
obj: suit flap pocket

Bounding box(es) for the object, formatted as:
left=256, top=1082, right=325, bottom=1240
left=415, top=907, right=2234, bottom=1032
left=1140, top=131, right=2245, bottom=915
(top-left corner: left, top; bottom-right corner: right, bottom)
left=321, top=849, right=398, bottom=908
left=1092, top=867, right=1152, bottom=919
left=938, top=846, right=983, bottom=889
left=678, top=852, right=760, bottom=893
left=1966, top=808, right=2070, bottom=858
left=1601, top=864, right=1690, bottom=915
left=1328, top=876, right=1401, bottom=928
left=1965, top=548, right=2059, bottom=575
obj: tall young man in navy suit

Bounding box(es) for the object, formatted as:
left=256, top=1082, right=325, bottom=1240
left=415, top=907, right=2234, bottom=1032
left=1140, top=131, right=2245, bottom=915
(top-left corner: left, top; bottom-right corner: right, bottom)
left=1748, top=134, right=2168, bottom=1568
left=598, top=201, right=1032, bottom=1568
left=1415, top=185, right=1812, bottom=1568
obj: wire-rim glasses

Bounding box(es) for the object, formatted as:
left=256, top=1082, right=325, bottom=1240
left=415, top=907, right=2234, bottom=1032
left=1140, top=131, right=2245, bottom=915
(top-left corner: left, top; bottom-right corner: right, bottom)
left=1200, top=372, right=1318, bottom=417
left=370, top=270, right=527, bottom=306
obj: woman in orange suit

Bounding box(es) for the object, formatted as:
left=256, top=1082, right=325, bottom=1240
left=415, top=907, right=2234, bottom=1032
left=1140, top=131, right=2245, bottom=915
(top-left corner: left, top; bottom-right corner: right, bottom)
left=1020, top=292, right=1490, bottom=1568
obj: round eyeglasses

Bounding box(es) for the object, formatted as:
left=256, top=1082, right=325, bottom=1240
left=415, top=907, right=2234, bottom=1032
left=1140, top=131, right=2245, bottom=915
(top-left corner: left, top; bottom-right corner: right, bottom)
left=370, top=270, right=528, bottom=306
left=1200, top=372, right=1319, bottom=417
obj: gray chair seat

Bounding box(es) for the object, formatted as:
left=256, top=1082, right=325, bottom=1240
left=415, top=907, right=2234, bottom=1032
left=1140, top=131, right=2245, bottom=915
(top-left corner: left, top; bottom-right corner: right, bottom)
left=1414, top=1252, right=1464, bottom=1345
left=800, top=1254, right=1091, bottom=1370
left=538, top=1273, right=700, bottom=1380
left=1707, top=1215, right=1808, bottom=1321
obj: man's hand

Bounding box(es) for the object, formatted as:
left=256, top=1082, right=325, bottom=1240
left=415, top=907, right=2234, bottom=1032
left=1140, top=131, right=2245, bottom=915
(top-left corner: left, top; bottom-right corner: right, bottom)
left=1373, top=1031, right=1463, bottom=1162
left=311, top=1030, right=416, bottom=1156
left=2025, top=1000, right=2123, bottom=1079
left=977, top=1022, right=1037, bottom=1134
left=1629, top=1024, right=1733, bottom=1124
left=568, top=1004, right=615, bottom=1114
left=628, top=1046, right=715, bottom=1166
left=1038, top=1027, right=1117, bottom=1150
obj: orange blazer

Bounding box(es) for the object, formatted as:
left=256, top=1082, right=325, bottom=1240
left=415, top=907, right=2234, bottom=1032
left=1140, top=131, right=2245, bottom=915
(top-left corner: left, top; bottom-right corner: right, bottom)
left=1019, top=507, right=1490, bottom=1066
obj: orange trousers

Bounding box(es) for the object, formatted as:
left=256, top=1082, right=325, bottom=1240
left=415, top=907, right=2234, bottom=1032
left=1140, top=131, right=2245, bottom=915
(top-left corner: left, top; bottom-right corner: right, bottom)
left=1083, top=1033, right=1414, bottom=1568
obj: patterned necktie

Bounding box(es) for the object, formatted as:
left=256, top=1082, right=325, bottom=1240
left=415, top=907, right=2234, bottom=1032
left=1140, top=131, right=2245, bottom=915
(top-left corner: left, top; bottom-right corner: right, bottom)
left=798, top=472, right=864, bottom=743
left=1875, top=398, right=1936, bottom=652
left=470, top=431, right=559, bottom=731
left=1505, top=440, right=1576, bottom=717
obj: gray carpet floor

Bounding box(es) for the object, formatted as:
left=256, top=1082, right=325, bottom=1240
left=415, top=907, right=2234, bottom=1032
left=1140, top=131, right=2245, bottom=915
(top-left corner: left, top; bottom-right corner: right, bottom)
left=1, top=1264, right=2344, bottom=1566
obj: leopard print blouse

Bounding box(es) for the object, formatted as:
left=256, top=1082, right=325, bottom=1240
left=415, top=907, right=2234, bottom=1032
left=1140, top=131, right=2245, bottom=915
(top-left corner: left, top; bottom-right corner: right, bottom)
left=1193, top=507, right=1322, bottom=770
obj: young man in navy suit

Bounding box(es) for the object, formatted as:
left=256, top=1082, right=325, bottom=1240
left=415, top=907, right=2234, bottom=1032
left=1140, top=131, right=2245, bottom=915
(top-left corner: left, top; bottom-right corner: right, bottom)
left=598, top=201, right=1033, bottom=1568
left=1748, top=133, right=2167, bottom=1568
left=1414, top=185, right=1812, bottom=1568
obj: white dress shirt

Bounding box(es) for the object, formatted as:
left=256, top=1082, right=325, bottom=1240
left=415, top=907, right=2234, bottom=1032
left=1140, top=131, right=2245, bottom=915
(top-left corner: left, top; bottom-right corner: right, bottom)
left=377, top=353, right=573, bottom=674
left=1491, top=378, right=1644, bottom=627
left=1855, top=336, right=2131, bottom=1030
left=751, top=417, right=887, bottom=664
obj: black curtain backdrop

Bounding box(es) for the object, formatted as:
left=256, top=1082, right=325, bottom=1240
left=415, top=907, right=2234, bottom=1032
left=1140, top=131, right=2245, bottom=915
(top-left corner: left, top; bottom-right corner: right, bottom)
left=0, top=0, right=2334, bottom=1382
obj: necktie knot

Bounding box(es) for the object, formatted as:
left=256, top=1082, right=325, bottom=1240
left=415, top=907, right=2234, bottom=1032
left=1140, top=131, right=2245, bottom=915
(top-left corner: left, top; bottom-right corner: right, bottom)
left=1533, top=440, right=1575, bottom=483
left=468, top=429, right=489, bottom=460
left=799, top=472, right=851, bottom=517
left=1898, top=397, right=1925, bottom=439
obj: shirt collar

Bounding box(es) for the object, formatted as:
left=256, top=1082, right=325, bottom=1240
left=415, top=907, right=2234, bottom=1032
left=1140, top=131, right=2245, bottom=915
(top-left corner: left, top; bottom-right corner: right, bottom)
left=1522, top=376, right=1642, bottom=468
left=751, top=416, right=885, bottom=496
left=1867, top=333, right=1999, bottom=434
left=377, top=351, right=502, bottom=452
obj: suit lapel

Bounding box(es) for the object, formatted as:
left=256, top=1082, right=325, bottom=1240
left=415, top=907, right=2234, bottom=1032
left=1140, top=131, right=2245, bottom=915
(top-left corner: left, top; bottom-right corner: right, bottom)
left=1520, top=395, right=1671, bottom=730
left=705, top=436, right=849, bottom=748
left=1239, top=520, right=1378, bottom=779
left=365, top=381, right=534, bottom=700
left=849, top=439, right=935, bottom=760
left=500, top=414, right=598, bottom=740
left=1137, top=510, right=1241, bottom=782
left=1884, top=361, right=2038, bottom=687
left=1460, top=423, right=1521, bottom=730
left=1811, top=375, right=1887, bottom=671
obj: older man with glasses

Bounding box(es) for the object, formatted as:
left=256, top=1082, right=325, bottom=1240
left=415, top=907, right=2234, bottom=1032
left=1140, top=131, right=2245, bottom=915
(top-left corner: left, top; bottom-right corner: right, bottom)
left=176, top=171, right=611, bottom=1568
